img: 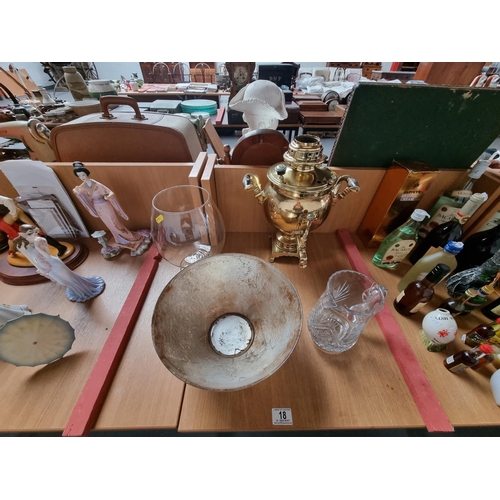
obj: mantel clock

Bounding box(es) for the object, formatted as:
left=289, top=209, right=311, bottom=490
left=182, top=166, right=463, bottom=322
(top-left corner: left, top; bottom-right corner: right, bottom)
left=226, top=62, right=255, bottom=100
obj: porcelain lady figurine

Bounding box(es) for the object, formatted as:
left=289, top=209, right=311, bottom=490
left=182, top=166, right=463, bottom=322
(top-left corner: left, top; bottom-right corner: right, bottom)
left=72, top=162, right=151, bottom=256
left=229, top=80, right=288, bottom=136
left=0, top=195, right=68, bottom=258
left=0, top=303, right=31, bottom=328
left=14, top=225, right=105, bottom=302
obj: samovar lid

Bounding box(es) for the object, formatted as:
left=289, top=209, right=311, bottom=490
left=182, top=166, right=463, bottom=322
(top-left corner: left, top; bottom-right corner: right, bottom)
left=267, top=134, right=335, bottom=193
left=283, top=134, right=327, bottom=169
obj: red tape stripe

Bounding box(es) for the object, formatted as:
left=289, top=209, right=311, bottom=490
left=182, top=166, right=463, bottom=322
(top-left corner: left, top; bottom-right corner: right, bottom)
left=336, top=229, right=454, bottom=433
left=215, top=106, right=225, bottom=125
left=62, top=246, right=162, bottom=437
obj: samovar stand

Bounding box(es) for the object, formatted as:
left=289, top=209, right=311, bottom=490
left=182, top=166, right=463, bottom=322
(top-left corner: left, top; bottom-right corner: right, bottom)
left=269, top=213, right=315, bottom=269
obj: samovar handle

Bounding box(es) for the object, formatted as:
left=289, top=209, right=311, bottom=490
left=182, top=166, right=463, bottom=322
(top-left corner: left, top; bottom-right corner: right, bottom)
left=330, top=175, right=360, bottom=201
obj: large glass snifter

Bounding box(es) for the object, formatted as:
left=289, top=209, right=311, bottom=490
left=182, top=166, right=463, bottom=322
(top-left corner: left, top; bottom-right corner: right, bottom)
left=151, top=185, right=225, bottom=268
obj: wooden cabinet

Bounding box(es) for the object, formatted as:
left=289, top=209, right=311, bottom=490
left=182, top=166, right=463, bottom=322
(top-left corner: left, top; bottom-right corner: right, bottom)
left=414, top=62, right=486, bottom=86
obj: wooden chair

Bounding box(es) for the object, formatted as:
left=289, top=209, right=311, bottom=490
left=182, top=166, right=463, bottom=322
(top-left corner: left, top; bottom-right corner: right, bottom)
left=171, top=62, right=190, bottom=84
left=230, top=129, right=289, bottom=166
left=203, top=120, right=289, bottom=166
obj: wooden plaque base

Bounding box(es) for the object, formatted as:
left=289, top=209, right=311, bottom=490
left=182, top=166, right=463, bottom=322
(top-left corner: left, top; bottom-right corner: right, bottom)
left=0, top=241, right=89, bottom=286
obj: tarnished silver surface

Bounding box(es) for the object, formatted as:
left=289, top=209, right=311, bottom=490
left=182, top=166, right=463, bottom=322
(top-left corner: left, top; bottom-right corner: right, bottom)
left=152, top=253, right=303, bottom=391
left=209, top=313, right=254, bottom=357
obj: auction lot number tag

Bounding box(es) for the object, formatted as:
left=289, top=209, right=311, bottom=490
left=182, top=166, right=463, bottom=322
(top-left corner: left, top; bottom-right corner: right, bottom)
left=272, top=408, right=293, bottom=425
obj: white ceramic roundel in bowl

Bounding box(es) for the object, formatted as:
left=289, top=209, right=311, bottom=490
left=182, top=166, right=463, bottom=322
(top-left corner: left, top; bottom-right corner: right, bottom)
left=152, top=253, right=303, bottom=391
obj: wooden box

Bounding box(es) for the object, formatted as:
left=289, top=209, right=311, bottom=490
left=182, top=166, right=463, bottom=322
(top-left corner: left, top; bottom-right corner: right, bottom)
left=356, top=160, right=439, bottom=248
left=300, top=111, right=342, bottom=125
left=292, top=93, right=321, bottom=102
left=295, top=101, right=328, bottom=112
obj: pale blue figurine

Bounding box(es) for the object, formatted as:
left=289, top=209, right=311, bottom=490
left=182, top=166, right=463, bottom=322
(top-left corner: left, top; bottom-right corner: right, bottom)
left=14, top=225, right=105, bottom=302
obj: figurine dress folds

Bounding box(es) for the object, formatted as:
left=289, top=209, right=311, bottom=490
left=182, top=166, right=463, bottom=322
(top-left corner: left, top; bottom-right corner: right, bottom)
left=72, top=163, right=148, bottom=254
left=15, top=225, right=105, bottom=302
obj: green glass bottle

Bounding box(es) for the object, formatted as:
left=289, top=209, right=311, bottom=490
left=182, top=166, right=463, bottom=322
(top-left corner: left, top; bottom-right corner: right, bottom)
left=418, top=158, right=490, bottom=238
left=372, top=209, right=429, bottom=269
left=439, top=284, right=496, bottom=317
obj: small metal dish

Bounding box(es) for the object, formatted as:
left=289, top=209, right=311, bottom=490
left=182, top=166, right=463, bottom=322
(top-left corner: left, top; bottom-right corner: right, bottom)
left=152, top=253, right=303, bottom=391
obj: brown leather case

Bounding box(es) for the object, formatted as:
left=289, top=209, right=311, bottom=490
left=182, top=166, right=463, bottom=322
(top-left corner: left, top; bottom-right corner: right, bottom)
left=50, top=96, right=204, bottom=162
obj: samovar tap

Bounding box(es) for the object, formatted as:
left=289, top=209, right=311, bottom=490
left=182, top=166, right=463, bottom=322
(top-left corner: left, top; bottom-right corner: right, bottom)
left=242, top=173, right=266, bottom=204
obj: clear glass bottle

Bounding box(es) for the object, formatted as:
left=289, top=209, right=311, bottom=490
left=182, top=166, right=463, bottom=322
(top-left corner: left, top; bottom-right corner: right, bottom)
left=372, top=209, right=429, bottom=269
left=461, top=318, right=500, bottom=347
left=409, top=192, right=488, bottom=265
left=397, top=240, right=463, bottom=292
left=443, top=344, right=494, bottom=373
left=419, top=159, right=490, bottom=238
left=446, top=250, right=500, bottom=298
left=394, top=263, right=451, bottom=316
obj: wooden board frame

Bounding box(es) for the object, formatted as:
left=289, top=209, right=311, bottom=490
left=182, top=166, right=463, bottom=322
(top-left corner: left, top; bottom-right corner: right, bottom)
left=330, top=83, right=500, bottom=170
left=45, top=153, right=209, bottom=233
left=205, top=163, right=471, bottom=235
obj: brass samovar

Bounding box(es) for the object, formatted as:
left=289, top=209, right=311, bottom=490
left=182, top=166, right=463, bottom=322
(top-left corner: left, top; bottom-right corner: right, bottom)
left=242, top=134, right=360, bottom=268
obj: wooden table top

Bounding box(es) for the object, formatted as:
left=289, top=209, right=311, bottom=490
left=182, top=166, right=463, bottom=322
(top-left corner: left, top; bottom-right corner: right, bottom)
left=94, top=257, right=184, bottom=431
left=0, top=239, right=182, bottom=432
left=119, top=86, right=229, bottom=103
left=360, top=249, right=500, bottom=427
left=176, top=232, right=424, bottom=432
left=2, top=231, right=499, bottom=433
left=121, top=84, right=228, bottom=94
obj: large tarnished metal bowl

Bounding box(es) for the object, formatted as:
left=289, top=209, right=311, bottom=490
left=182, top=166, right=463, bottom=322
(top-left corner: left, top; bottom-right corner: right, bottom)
left=152, top=253, right=303, bottom=391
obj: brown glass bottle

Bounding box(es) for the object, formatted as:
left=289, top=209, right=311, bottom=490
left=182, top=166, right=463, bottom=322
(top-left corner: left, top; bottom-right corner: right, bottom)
left=461, top=318, right=500, bottom=347
left=443, top=349, right=479, bottom=373
left=470, top=344, right=496, bottom=370
left=394, top=263, right=451, bottom=316
left=443, top=344, right=495, bottom=373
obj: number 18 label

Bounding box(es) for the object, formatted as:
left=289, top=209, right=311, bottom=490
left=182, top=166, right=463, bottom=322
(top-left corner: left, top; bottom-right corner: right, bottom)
left=272, top=408, right=293, bottom=425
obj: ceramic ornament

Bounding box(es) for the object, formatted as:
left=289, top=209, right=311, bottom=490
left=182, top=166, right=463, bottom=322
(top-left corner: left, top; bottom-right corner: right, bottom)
left=0, top=304, right=31, bottom=328
left=0, top=313, right=75, bottom=367
left=420, top=308, right=458, bottom=352
left=14, top=224, right=105, bottom=302
left=72, top=162, right=152, bottom=257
